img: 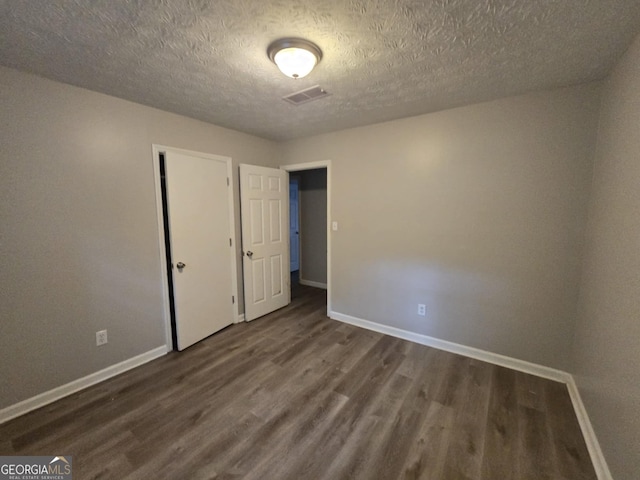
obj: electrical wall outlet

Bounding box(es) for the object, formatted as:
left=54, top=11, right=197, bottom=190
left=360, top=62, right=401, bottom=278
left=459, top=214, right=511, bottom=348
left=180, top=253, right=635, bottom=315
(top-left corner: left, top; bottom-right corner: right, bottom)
left=96, top=330, right=108, bottom=346
left=418, top=304, right=426, bottom=316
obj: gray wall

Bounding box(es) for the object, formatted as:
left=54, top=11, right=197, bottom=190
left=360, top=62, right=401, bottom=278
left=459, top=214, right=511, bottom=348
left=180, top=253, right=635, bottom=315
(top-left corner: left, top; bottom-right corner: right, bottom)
left=572, top=34, right=640, bottom=480
left=299, top=169, right=328, bottom=285
left=281, top=84, right=601, bottom=370
left=0, top=66, right=279, bottom=410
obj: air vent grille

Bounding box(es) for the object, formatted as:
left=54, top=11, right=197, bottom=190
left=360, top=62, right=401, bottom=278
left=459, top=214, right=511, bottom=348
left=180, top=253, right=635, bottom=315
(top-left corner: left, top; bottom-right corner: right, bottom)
left=283, top=85, right=330, bottom=105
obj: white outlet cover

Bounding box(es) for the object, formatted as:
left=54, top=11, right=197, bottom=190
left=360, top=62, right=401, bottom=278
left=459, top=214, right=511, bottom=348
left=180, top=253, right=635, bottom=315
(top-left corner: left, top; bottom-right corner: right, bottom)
left=96, top=330, right=108, bottom=346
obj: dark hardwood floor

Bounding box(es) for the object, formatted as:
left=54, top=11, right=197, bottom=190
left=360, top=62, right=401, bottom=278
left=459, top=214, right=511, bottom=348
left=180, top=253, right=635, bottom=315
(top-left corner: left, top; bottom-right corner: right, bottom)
left=0, top=284, right=597, bottom=479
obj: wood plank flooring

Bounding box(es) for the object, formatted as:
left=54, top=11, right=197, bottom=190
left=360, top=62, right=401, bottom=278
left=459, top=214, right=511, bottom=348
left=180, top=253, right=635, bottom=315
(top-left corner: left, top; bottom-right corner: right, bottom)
left=0, top=284, right=597, bottom=479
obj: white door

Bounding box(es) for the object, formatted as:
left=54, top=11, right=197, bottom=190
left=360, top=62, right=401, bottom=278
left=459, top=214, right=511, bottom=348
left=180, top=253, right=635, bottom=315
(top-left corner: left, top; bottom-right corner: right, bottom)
left=289, top=178, right=300, bottom=272
left=165, top=151, right=235, bottom=350
left=240, top=164, right=290, bottom=321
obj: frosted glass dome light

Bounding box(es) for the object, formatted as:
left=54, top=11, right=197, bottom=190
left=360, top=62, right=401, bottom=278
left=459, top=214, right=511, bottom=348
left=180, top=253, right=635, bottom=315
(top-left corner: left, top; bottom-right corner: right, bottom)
left=268, top=38, right=322, bottom=79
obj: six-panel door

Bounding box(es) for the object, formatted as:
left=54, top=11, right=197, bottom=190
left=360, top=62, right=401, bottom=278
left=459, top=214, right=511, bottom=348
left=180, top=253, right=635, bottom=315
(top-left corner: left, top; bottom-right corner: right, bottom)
left=240, top=164, right=290, bottom=321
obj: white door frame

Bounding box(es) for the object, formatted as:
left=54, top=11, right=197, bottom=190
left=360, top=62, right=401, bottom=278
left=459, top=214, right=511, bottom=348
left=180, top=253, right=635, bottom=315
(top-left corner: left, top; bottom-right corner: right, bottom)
left=280, top=160, right=332, bottom=314
left=152, top=144, right=240, bottom=351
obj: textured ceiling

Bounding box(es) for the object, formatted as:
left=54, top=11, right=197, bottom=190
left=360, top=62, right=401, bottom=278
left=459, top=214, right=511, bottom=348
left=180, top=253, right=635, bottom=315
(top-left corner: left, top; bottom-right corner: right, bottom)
left=1, top=0, right=639, bottom=141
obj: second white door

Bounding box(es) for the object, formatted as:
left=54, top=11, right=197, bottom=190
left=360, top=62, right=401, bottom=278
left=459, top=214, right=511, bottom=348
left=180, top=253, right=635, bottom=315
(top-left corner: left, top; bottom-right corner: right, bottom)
left=240, top=164, right=290, bottom=321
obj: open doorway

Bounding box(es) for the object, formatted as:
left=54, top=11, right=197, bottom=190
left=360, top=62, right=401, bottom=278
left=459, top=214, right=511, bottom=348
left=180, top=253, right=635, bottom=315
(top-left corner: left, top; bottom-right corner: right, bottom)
left=282, top=161, right=331, bottom=313
left=289, top=176, right=300, bottom=274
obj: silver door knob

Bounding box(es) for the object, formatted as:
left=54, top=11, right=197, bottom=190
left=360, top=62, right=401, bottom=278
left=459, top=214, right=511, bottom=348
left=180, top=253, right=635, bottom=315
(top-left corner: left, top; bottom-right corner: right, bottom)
left=246, top=251, right=253, bottom=258
left=176, top=262, right=186, bottom=270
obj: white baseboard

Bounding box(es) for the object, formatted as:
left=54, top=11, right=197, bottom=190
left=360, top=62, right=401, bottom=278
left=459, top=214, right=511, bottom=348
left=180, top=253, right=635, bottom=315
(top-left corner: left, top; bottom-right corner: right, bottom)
left=329, top=309, right=610, bottom=480
left=329, top=310, right=568, bottom=382
left=299, top=279, right=328, bottom=289
left=0, top=346, right=167, bottom=425
left=565, top=376, right=613, bottom=480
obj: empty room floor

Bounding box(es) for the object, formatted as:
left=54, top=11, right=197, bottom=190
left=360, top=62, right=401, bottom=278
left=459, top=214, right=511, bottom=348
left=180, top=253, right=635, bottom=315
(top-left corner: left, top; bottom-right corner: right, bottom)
left=0, top=285, right=596, bottom=479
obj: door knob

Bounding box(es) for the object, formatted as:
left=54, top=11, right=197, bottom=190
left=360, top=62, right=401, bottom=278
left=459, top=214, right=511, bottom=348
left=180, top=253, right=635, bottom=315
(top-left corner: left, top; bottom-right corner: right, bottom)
left=176, top=262, right=186, bottom=270
left=246, top=251, right=253, bottom=258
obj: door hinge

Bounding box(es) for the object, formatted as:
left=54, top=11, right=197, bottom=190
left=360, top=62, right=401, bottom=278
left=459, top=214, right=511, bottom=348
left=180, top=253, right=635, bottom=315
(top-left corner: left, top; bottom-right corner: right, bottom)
left=229, top=238, right=232, bottom=247
left=232, top=295, right=235, bottom=304
left=227, top=177, right=230, bottom=186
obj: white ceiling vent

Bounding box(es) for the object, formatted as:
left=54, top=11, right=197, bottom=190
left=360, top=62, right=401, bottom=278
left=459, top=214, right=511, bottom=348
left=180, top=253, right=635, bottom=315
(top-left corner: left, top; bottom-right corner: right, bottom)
left=282, top=85, right=330, bottom=106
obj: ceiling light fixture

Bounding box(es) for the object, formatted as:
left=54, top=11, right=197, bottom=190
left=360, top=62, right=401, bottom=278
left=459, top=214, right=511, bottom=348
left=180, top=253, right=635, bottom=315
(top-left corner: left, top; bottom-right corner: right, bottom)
left=267, top=38, right=322, bottom=79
